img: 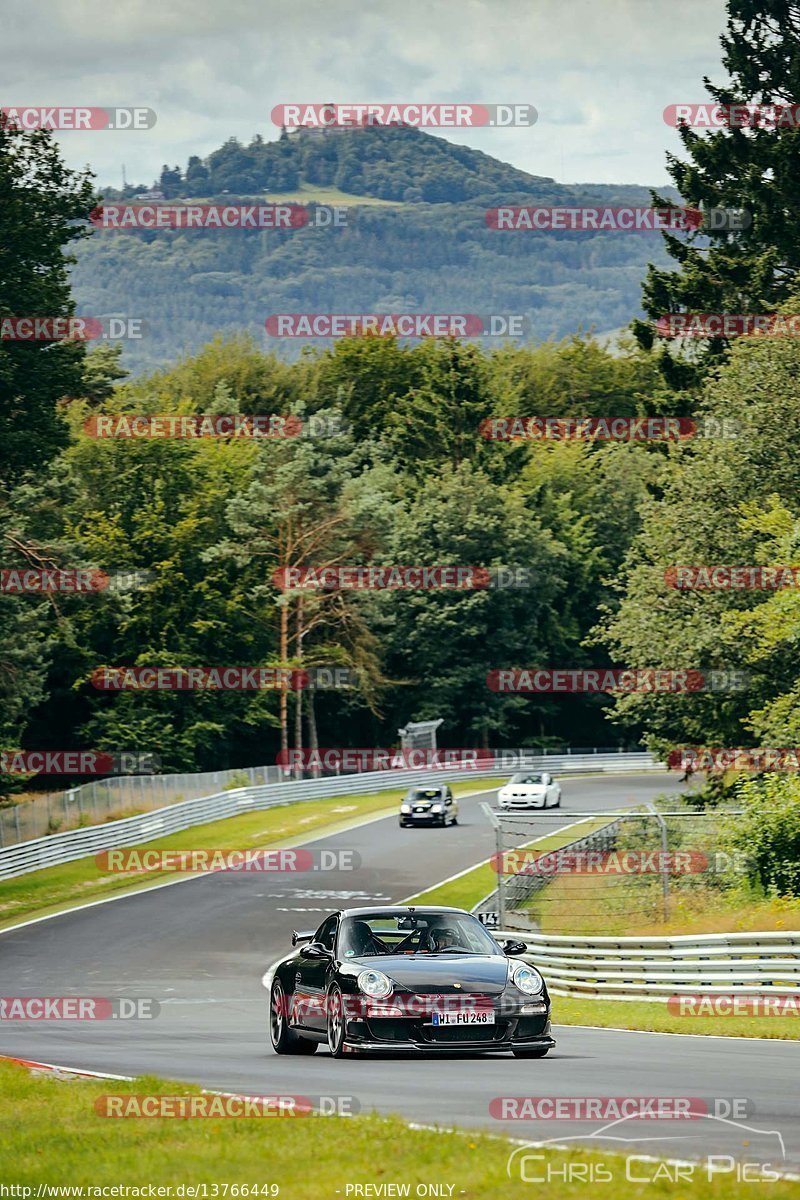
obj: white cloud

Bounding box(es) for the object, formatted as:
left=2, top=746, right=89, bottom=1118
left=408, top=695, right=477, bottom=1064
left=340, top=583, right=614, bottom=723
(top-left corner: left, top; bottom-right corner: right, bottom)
left=4, top=0, right=728, bottom=187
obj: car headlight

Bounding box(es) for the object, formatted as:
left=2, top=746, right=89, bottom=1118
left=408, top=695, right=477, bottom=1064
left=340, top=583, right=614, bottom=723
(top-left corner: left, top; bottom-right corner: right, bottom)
left=400, top=804, right=411, bottom=813
left=511, top=963, right=544, bottom=995
left=432, top=803, right=444, bottom=812
left=357, top=968, right=393, bottom=999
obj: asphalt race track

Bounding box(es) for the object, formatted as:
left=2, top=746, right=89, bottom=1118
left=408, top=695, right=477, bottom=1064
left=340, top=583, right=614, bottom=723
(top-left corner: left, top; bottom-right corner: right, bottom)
left=2, top=773, right=799, bottom=1171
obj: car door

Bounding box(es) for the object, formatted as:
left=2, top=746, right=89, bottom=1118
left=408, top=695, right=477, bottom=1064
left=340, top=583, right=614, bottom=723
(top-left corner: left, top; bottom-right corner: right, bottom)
left=292, top=914, right=338, bottom=1031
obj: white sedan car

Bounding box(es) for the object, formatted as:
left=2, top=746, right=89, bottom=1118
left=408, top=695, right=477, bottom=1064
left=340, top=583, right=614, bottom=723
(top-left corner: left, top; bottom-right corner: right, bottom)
left=497, top=771, right=561, bottom=810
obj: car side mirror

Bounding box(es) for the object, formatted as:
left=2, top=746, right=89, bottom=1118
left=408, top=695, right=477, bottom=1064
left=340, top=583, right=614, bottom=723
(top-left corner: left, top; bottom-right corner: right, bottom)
left=502, top=939, right=528, bottom=956
left=300, top=942, right=332, bottom=958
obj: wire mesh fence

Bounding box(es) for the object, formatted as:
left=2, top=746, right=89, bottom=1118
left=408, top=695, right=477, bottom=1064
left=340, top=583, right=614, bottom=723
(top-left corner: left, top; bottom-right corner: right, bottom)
left=478, top=805, right=749, bottom=935
left=0, top=764, right=284, bottom=847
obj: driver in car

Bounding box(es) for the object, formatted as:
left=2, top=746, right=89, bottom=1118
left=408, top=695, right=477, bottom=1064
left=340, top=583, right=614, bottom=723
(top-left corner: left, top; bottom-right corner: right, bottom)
left=429, top=925, right=462, bottom=951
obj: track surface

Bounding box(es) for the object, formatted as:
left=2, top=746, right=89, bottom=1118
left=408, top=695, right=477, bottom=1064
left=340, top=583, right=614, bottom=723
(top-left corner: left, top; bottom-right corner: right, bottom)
left=2, top=773, right=798, bottom=1169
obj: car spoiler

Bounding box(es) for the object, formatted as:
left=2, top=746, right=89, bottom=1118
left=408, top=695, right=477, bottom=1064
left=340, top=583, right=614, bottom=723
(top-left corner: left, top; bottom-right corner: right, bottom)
left=292, top=929, right=314, bottom=946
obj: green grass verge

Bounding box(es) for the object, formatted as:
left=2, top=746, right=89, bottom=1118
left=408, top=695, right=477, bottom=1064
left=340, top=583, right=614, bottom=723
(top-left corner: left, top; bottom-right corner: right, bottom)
left=2, top=1060, right=797, bottom=1196
left=0, top=778, right=504, bottom=932
left=553, top=994, right=800, bottom=1040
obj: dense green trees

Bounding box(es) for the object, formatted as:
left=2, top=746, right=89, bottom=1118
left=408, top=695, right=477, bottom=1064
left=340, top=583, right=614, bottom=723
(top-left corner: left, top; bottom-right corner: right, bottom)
left=0, top=118, right=96, bottom=792
left=2, top=330, right=671, bottom=778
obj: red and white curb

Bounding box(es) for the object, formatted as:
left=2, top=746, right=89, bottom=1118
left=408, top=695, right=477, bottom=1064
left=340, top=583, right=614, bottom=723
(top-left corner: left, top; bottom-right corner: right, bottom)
left=0, top=1052, right=132, bottom=1080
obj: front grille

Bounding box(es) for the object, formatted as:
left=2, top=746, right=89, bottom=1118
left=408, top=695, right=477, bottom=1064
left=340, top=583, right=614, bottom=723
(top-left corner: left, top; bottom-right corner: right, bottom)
left=366, top=1018, right=419, bottom=1041
left=423, top=1023, right=507, bottom=1044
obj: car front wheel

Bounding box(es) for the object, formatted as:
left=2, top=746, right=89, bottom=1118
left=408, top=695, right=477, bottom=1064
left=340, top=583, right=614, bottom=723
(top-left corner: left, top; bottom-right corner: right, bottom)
left=327, top=984, right=346, bottom=1057
left=270, top=980, right=317, bottom=1055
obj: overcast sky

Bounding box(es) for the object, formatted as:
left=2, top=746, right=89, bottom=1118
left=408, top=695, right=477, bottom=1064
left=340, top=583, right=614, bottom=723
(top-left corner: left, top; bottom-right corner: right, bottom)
left=5, top=0, right=729, bottom=189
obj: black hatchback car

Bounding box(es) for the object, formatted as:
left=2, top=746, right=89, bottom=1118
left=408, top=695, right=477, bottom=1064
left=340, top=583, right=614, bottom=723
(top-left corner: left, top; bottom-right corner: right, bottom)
left=266, top=905, right=555, bottom=1058
left=399, top=784, right=458, bottom=827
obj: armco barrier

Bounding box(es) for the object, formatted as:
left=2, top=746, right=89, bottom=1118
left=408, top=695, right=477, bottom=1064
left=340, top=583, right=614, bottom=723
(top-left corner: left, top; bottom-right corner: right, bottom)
left=495, top=929, right=800, bottom=1001
left=0, top=752, right=661, bottom=881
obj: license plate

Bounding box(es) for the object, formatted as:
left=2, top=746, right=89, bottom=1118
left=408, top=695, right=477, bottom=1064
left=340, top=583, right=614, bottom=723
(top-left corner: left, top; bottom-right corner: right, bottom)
left=431, top=1010, right=494, bottom=1026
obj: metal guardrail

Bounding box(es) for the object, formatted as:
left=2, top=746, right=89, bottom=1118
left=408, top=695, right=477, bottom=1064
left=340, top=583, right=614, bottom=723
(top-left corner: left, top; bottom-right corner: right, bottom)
left=0, top=752, right=661, bottom=881
left=0, top=746, right=652, bottom=847
left=494, top=929, right=800, bottom=1001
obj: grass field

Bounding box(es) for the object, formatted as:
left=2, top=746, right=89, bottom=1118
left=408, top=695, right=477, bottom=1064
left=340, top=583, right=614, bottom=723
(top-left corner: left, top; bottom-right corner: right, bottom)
left=0, top=777, right=504, bottom=932
left=265, top=184, right=403, bottom=207
left=552, top=994, right=800, bottom=1040
left=2, top=1059, right=796, bottom=1197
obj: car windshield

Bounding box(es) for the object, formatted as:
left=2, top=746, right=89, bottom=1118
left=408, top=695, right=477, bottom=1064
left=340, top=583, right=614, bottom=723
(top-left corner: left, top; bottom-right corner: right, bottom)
left=407, top=789, right=442, bottom=801
left=338, top=912, right=500, bottom=958
left=510, top=773, right=545, bottom=785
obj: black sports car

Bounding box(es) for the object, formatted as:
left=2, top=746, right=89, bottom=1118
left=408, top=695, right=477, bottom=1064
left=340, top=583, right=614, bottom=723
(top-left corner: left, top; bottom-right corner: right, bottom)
left=265, top=905, right=555, bottom=1058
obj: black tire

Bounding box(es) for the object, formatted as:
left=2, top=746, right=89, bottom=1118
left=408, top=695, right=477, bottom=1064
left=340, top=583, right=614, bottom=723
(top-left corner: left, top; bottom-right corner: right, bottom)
left=512, top=1044, right=551, bottom=1058
left=451, top=815, right=458, bottom=825
left=270, top=979, right=318, bottom=1055
left=327, top=984, right=346, bottom=1058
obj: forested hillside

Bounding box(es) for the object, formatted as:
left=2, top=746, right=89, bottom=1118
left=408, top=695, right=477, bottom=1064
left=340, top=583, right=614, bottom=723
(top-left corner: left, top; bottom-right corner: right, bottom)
left=73, top=126, right=678, bottom=371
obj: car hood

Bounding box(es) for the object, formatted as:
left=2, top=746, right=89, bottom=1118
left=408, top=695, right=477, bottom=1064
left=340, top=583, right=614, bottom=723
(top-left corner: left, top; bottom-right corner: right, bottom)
left=502, top=784, right=546, bottom=793
left=354, top=953, right=511, bottom=994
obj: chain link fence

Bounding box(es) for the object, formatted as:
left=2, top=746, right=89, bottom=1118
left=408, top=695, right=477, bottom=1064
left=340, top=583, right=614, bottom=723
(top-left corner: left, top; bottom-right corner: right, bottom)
left=478, top=805, right=749, bottom=935
left=0, top=765, right=284, bottom=847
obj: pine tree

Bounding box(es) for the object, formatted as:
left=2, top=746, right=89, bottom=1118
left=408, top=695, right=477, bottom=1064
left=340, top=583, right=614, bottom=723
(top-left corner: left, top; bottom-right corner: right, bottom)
left=634, top=1, right=800, bottom=385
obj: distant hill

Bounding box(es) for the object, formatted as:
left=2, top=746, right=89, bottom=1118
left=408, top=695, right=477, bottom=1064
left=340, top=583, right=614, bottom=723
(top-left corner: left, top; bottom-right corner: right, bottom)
left=72, top=127, right=678, bottom=372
